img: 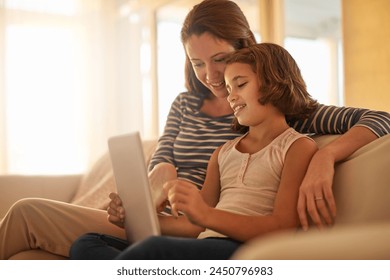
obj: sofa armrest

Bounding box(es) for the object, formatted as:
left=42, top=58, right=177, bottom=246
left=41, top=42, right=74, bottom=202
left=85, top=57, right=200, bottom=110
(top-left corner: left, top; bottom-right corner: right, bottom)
left=0, top=174, right=82, bottom=218
left=232, top=222, right=390, bottom=260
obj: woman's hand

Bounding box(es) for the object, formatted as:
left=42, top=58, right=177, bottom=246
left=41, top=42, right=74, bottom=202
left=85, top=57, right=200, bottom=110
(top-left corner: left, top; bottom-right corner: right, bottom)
left=107, top=192, right=126, bottom=228
left=148, top=162, right=177, bottom=211
left=297, top=150, right=337, bottom=231
left=163, top=179, right=210, bottom=226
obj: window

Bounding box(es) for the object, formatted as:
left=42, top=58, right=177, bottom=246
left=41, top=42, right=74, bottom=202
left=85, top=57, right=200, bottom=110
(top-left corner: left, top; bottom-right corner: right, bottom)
left=2, top=0, right=88, bottom=174
left=5, top=24, right=86, bottom=174
left=1, top=0, right=138, bottom=175
left=157, top=20, right=186, bottom=134
left=284, top=0, right=343, bottom=105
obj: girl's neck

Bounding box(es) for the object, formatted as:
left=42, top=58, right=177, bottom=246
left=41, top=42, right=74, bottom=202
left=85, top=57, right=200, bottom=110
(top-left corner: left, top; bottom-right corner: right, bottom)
left=237, top=118, right=289, bottom=154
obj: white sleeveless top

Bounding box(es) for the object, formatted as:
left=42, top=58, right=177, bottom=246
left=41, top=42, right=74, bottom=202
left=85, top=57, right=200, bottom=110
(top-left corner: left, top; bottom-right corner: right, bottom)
left=198, top=128, right=312, bottom=239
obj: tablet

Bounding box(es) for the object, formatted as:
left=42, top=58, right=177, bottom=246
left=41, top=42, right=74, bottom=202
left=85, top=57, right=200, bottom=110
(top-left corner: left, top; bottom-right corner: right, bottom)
left=108, top=131, right=160, bottom=243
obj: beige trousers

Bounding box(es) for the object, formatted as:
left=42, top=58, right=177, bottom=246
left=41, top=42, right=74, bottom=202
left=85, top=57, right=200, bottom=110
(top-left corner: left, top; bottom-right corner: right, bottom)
left=0, top=198, right=125, bottom=260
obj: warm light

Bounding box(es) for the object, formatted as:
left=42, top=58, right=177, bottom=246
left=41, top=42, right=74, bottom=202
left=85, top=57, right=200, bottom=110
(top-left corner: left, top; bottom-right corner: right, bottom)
left=5, top=0, right=77, bottom=15
left=5, top=25, right=86, bottom=174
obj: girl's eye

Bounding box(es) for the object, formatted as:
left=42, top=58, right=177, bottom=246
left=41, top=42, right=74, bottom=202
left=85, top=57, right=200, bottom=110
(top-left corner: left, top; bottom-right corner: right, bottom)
left=238, top=82, right=248, bottom=88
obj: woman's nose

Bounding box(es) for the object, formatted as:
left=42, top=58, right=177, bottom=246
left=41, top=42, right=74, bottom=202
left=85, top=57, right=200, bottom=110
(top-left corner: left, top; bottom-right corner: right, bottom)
left=206, top=63, right=223, bottom=82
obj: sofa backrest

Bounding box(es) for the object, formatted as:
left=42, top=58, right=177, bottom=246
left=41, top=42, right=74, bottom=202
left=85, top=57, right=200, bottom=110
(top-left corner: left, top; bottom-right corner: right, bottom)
left=333, top=134, right=390, bottom=225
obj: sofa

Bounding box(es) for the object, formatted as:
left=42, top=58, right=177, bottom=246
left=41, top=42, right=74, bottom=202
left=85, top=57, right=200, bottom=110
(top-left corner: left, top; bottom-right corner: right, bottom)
left=1, top=135, right=389, bottom=259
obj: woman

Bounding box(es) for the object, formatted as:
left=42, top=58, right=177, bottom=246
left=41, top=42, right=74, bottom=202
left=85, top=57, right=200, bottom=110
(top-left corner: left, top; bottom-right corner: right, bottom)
left=0, top=0, right=389, bottom=260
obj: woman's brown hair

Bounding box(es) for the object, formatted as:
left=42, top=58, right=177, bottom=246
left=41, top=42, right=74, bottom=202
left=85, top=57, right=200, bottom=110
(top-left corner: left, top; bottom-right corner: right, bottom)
left=181, top=0, right=257, bottom=97
left=225, top=43, right=319, bottom=132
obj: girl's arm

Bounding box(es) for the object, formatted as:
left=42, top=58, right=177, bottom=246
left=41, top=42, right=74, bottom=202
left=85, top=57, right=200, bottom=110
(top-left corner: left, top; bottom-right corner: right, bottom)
left=166, top=138, right=317, bottom=242
left=161, top=146, right=223, bottom=237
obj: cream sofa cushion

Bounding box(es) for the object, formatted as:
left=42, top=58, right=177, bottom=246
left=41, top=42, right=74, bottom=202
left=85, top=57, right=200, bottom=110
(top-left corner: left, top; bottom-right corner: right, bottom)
left=332, top=134, right=390, bottom=224
left=71, top=153, right=115, bottom=209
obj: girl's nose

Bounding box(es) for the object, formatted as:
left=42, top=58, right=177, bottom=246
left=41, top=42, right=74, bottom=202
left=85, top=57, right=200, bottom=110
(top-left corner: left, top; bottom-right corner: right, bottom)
left=227, top=92, right=236, bottom=103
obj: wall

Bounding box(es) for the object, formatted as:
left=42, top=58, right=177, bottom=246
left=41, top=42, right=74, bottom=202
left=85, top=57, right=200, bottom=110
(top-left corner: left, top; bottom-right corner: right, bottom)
left=342, top=0, right=390, bottom=112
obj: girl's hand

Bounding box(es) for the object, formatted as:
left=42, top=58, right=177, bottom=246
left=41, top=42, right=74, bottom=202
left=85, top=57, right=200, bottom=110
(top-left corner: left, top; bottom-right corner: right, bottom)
left=163, top=179, right=210, bottom=226
left=297, top=150, right=337, bottom=231
left=107, top=192, right=126, bottom=228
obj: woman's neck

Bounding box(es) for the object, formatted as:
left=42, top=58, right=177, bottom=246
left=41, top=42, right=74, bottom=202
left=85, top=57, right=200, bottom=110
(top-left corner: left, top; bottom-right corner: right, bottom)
left=200, top=95, right=233, bottom=117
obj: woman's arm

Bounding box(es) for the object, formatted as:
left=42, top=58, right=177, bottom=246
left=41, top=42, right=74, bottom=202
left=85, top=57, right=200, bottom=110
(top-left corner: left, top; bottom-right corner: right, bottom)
left=297, top=126, right=377, bottom=231
left=291, top=105, right=390, bottom=230
left=291, top=104, right=390, bottom=137
left=149, top=162, right=178, bottom=210
left=148, top=93, right=184, bottom=172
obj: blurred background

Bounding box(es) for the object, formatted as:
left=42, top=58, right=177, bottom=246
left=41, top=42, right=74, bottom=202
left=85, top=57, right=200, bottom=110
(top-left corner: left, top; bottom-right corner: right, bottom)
left=0, top=0, right=388, bottom=176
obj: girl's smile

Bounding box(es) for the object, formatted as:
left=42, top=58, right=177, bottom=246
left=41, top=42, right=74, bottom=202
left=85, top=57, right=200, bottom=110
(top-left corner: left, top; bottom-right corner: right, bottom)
left=232, top=103, right=247, bottom=116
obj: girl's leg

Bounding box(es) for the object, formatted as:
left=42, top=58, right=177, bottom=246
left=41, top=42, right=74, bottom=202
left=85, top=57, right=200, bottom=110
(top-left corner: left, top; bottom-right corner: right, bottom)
left=70, top=233, right=129, bottom=260
left=0, top=198, right=125, bottom=259
left=116, top=236, right=242, bottom=260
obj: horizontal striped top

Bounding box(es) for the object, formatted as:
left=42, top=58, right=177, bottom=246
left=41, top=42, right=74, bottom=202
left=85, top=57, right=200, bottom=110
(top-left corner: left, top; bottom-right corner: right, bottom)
left=149, top=91, right=390, bottom=188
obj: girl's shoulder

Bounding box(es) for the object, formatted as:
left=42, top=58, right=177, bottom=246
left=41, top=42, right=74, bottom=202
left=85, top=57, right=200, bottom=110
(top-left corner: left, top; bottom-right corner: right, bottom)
left=220, top=134, right=246, bottom=154
left=278, top=128, right=316, bottom=155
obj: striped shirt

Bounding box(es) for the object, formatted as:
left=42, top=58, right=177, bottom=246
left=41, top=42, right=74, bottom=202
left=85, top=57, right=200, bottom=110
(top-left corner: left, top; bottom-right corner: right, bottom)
left=149, top=91, right=390, bottom=188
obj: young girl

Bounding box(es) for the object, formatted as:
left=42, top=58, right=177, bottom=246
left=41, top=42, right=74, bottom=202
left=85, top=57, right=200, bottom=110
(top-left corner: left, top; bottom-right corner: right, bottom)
left=69, top=43, right=318, bottom=260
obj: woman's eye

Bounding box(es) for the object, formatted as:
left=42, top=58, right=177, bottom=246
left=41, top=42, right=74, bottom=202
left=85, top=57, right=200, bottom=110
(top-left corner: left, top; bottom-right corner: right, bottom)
left=214, top=57, right=226, bottom=63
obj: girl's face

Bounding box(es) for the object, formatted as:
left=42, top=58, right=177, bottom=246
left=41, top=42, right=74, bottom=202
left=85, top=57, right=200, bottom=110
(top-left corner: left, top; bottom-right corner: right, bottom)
left=184, top=32, right=235, bottom=98
left=225, top=62, right=276, bottom=127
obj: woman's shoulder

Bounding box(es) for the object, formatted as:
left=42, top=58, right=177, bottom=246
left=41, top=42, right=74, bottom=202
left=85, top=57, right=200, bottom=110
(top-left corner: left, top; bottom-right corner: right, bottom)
left=175, top=91, right=204, bottom=102
left=172, top=91, right=204, bottom=110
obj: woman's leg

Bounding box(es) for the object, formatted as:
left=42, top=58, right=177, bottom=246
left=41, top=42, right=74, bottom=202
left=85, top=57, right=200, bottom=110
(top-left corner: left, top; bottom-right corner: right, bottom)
left=0, top=198, right=125, bottom=259
left=116, top=236, right=242, bottom=260
left=70, top=233, right=129, bottom=260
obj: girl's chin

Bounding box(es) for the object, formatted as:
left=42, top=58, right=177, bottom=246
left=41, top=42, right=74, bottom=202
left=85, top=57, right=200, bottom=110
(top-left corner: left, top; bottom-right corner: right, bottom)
left=235, top=115, right=249, bottom=125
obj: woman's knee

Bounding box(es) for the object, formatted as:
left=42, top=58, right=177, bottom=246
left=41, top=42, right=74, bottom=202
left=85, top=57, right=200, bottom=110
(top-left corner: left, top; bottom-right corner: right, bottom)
left=7, top=198, right=48, bottom=218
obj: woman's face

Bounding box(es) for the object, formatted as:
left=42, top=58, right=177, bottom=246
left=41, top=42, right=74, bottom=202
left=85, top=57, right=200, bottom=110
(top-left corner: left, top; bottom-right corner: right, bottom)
left=184, top=32, right=235, bottom=98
